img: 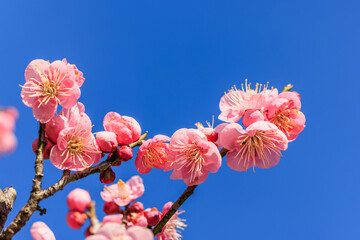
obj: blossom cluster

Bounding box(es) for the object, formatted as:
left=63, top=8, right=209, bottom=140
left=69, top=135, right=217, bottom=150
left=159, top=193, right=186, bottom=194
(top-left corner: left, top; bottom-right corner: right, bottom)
left=0, top=107, right=18, bottom=158
left=30, top=176, right=185, bottom=240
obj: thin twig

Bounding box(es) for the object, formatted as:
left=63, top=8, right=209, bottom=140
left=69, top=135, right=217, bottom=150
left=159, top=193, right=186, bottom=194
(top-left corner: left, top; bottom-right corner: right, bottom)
left=152, top=147, right=229, bottom=236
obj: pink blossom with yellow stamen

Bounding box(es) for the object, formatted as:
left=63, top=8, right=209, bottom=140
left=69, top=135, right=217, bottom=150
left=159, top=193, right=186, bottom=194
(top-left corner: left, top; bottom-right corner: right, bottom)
left=220, top=121, right=288, bottom=172
left=218, top=80, right=274, bottom=123
left=157, top=201, right=187, bottom=240
left=100, top=176, right=144, bottom=207
left=135, top=134, right=170, bottom=174
left=49, top=108, right=101, bottom=171
left=85, top=223, right=153, bottom=240
left=265, top=92, right=305, bottom=141
left=164, top=129, right=221, bottom=186
left=20, top=59, right=81, bottom=123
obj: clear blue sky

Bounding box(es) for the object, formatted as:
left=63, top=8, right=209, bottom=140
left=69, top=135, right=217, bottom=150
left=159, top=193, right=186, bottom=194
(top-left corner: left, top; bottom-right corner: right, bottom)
left=0, top=1, right=359, bottom=239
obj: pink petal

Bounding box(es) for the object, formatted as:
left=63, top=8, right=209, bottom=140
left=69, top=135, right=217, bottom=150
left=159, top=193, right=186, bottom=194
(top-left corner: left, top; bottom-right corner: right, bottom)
left=220, top=123, right=244, bottom=150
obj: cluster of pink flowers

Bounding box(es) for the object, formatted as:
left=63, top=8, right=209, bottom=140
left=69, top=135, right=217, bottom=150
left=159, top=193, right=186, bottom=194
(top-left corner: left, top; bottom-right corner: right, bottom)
left=60, top=176, right=184, bottom=240
left=0, top=107, right=18, bottom=158
left=218, top=80, right=305, bottom=171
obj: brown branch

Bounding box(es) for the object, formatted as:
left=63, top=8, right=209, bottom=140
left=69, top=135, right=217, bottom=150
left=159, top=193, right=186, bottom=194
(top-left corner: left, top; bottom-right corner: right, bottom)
left=152, top=147, right=229, bottom=236
left=0, top=132, right=148, bottom=239
left=0, top=187, right=17, bottom=232
left=87, top=201, right=101, bottom=234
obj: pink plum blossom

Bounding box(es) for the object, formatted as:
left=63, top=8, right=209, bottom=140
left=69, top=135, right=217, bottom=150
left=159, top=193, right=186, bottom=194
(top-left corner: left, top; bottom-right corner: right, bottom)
left=0, top=108, right=18, bottom=156
left=102, top=214, right=123, bottom=224
left=157, top=202, right=187, bottom=240
left=117, top=145, right=133, bottom=161
left=85, top=223, right=153, bottom=240
left=218, top=80, right=268, bottom=123
left=265, top=92, right=305, bottom=141
left=103, top=112, right=141, bottom=145
left=220, top=121, right=288, bottom=171
left=100, top=176, right=144, bottom=206
left=49, top=109, right=101, bottom=171
left=62, top=58, right=85, bottom=87
left=135, top=134, right=170, bottom=174
left=30, top=221, right=55, bottom=240
left=96, top=131, right=118, bottom=153
left=67, top=188, right=91, bottom=212
left=20, top=59, right=81, bottom=123
left=242, top=109, right=265, bottom=127
left=164, top=129, right=221, bottom=186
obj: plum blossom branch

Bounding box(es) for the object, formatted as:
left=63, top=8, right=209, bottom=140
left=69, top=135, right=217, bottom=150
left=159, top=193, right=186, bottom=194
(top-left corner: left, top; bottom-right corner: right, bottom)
left=0, top=132, right=148, bottom=239
left=0, top=187, right=17, bottom=233
left=88, top=201, right=101, bottom=234
left=152, top=147, right=229, bottom=236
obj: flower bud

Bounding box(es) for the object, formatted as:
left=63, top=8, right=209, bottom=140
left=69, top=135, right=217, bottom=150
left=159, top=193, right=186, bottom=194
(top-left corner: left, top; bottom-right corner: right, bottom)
left=100, top=167, right=116, bottom=184
left=96, top=131, right=118, bottom=153
left=66, top=211, right=87, bottom=229
left=67, top=188, right=91, bottom=212
left=131, top=213, right=148, bottom=227
left=32, top=138, right=54, bottom=160
left=103, top=201, right=122, bottom=215
left=144, top=208, right=161, bottom=226
left=30, top=221, right=55, bottom=240
left=84, top=226, right=93, bottom=237
left=117, top=146, right=133, bottom=161
left=128, top=202, right=144, bottom=213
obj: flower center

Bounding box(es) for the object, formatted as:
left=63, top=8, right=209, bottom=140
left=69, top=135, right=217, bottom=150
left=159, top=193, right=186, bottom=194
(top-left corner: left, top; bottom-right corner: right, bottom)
left=270, top=104, right=299, bottom=137
left=67, top=138, right=83, bottom=153
left=235, top=131, right=282, bottom=171
left=171, top=142, right=205, bottom=182
left=143, top=143, right=166, bottom=168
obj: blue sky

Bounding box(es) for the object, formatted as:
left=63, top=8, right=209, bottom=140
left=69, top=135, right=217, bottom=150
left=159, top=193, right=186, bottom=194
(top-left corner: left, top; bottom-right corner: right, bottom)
left=0, top=0, right=359, bottom=239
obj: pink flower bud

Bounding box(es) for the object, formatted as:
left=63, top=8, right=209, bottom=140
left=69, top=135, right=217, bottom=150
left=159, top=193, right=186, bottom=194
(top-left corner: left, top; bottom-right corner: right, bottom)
left=32, top=138, right=54, bottom=160
left=67, top=188, right=91, bottom=212
left=30, top=221, right=55, bottom=240
left=131, top=213, right=148, bottom=227
left=128, top=202, right=144, bottom=213
left=66, top=211, right=87, bottom=229
left=100, top=167, right=116, bottom=184
left=103, top=112, right=141, bottom=145
left=96, top=131, right=118, bottom=153
left=103, top=201, right=122, bottom=215
left=84, top=226, right=92, bottom=237
left=242, top=109, right=265, bottom=127
left=117, top=145, right=133, bottom=161
left=144, top=208, right=161, bottom=226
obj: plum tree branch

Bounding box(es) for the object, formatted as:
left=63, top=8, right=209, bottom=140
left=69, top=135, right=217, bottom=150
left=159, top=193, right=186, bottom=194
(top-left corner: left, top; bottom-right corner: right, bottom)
left=0, top=130, right=148, bottom=240
left=152, top=147, right=229, bottom=236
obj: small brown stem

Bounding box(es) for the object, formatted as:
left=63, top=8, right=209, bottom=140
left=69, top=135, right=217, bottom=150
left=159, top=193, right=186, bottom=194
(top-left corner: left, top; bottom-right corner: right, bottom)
left=88, top=201, right=101, bottom=234
left=281, top=84, right=294, bottom=93
left=152, top=185, right=197, bottom=235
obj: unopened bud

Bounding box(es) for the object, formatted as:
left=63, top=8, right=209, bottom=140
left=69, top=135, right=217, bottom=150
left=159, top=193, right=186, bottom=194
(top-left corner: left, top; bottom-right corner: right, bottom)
left=128, top=202, right=144, bottom=213
left=103, top=201, right=122, bottom=215
left=144, top=208, right=161, bottom=226
left=100, top=167, right=116, bottom=184
left=66, top=211, right=87, bottom=229
left=117, top=146, right=133, bottom=161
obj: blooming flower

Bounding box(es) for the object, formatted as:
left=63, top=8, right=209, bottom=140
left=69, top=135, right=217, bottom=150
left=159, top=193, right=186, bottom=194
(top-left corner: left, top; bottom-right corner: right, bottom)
left=220, top=121, right=288, bottom=171
left=49, top=107, right=101, bottom=171
left=85, top=223, right=153, bottom=240
left=218, top=80, right=269, bottom=123
left=157, top=202, right=187, bottom=240
left=67, top=188, right=91, bottom=212
left=20, top=59, right=81, bottom=123
left=100, top=176, right=145, bottom=206
left=164, top=129, right=221, bottom=186
left=103, top=112, right=141, bottom=145
left=66, top=211, right=87, bottom=229
left=135, top=134, right=170, bottom=174
left=265, top=92, right=305, bottom=141
left=30, top=221, right=55, bottom=240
